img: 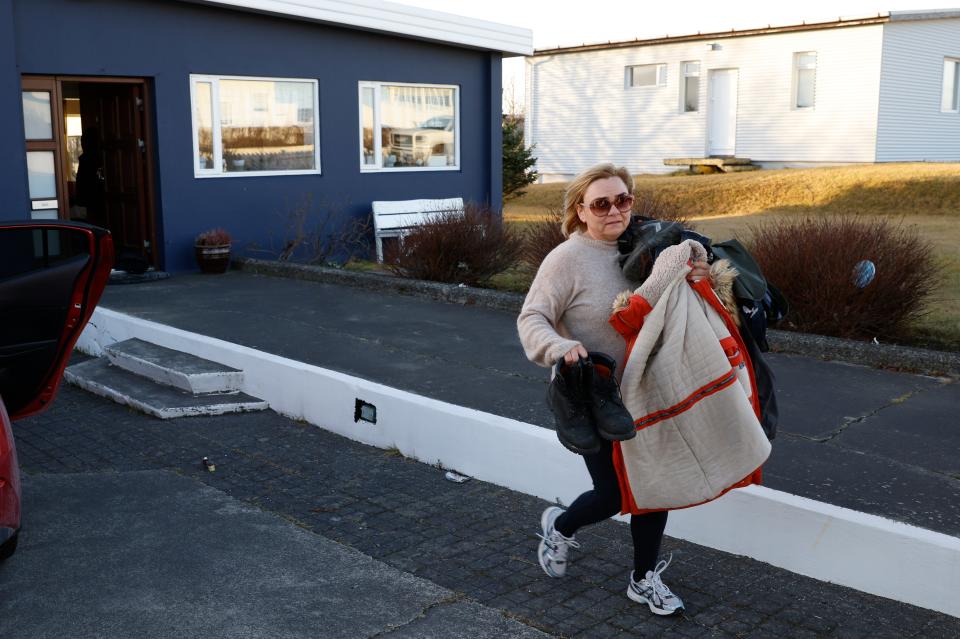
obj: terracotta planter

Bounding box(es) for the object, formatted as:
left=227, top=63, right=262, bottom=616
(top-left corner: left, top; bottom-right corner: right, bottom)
left=195, top=243, right=231, bottom=274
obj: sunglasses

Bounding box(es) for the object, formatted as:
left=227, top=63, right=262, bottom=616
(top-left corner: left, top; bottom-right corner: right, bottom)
left=582, top=193, right=635, bottom=216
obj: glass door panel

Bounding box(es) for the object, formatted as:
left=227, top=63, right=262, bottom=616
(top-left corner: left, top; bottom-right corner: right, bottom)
left=26, top=151, right=58, bottom=219
left=22, top=91, right=53, bottom=140
left=21, top=77, right=66, bottom=220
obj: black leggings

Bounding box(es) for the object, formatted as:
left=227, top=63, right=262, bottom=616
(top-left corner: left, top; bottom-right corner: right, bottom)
left=554, top=440, right=668, bottom=576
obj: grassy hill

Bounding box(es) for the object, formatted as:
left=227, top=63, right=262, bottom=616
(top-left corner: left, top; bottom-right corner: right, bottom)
left=502, top=163, right=960, bottom=351
left=504, top=163, right=960, bottom=221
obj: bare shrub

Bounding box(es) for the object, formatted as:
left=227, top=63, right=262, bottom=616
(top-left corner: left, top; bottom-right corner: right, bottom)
left=249, top=194, right=372, bottom=265
left=633, top=190, right=693, bottom=229
left=746, top=216, right=940, bottom=341
left=385, top=203, right=523, bottom=286
left=519, top=207, right=564, bottom=273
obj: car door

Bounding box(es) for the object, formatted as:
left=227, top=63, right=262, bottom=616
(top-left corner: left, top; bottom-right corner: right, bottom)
left=0, top=221, right=113, bottom=420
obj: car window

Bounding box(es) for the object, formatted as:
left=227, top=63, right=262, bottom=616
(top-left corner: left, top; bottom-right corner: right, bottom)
left=0, top=227, right=90, bottom=280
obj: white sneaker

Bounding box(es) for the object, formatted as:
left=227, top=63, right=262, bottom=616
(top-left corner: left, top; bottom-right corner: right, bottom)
left=537, top=506, right=580, bottom=578
left=627, top=554, right=685, bottom=615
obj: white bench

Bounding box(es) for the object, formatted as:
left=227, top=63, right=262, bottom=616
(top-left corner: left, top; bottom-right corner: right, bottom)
left=371, top=197, right=464, bottom=263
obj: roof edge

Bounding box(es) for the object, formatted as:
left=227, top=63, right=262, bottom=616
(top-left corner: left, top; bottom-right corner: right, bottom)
left=182, top=0, right=534, bottom=56
left=533, top=14, right=890, bottom=56
left=889, top=8, right=960, bottom=21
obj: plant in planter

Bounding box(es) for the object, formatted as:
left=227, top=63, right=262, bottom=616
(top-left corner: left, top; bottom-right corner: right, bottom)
left=194, top=228, right=232, bottom=274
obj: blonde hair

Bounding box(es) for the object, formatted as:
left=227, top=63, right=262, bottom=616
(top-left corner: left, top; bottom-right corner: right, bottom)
left=561, top=163, right=634, bottom=238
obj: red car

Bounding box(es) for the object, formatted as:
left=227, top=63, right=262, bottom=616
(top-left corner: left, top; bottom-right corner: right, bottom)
left=0, top=221, right=113, bottom=561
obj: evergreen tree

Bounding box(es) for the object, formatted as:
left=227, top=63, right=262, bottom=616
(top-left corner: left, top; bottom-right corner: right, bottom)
left=502, top=115, right=538, bottom=201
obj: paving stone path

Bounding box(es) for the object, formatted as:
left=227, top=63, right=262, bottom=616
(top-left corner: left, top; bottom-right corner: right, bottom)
left=14, top=386, right=960, bottom=638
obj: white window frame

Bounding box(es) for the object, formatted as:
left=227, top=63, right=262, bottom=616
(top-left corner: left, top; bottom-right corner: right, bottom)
left=189, top=74, right=321, bottom=179
left=625, top=64, right=667, bottom=89
left=681, top=61, right=700, bottom=112
left=793, top=52, right=817, bottom=110
left=358, top=81, right=461, bottom=173
left=941, top=57, right=960, bottom=113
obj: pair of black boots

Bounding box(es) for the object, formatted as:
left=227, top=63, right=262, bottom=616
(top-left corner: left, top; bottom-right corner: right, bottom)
left=547, top=352, right=637, bottom=455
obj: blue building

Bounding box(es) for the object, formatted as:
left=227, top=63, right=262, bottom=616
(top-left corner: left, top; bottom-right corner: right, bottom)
left=1, top=0, right=532, bottom=271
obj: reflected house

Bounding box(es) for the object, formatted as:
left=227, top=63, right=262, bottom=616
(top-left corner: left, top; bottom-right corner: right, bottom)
left=194, top=77, right=318, bottom=173
left=1, top=0, right=532, bottom=271
left=377, top=87, right=457, bottom=168
left=525, top=10, right=960, bottom=181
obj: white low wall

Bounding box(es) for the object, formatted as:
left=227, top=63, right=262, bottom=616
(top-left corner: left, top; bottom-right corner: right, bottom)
left=77, top=308, right=960, bottom=618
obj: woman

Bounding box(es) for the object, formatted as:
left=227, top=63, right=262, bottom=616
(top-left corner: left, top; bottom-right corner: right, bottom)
left=517, top=163, right=709, bottom=616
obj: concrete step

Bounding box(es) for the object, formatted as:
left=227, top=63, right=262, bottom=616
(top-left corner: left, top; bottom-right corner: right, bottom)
left=720, top=164, right=761, bottom=173
left=106, top=338, right=243, bottom=394
left=65, top=358, right=268, bottom=419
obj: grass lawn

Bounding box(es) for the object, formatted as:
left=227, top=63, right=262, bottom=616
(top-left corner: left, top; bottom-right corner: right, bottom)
left=503, top=164, right=960, bottom=351
left=505, top=163, right=960, bottom=220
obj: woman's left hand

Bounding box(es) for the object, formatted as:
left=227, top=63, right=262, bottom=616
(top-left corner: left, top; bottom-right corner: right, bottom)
left=686, top=260, right=710, bottom=283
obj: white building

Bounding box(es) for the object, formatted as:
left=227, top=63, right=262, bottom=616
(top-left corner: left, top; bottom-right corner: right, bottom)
left=525, top=10, right=960, bottom=180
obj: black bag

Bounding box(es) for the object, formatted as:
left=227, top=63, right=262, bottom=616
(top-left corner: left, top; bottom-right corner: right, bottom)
left=711, top=239, right=789, bottom=352
left=737, top=307, right=779, bottom=441
left=709, top=239, right=783, bottom=440
left=617, top=224, right=782, bottom=440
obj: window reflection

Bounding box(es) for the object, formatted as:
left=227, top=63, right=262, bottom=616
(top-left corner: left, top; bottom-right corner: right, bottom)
left=219, top=79, right=315, bottom=172
left=379, top=85, right=456, bottom=168
left=361, top=87, right=375, bottom=166
left=195, top=82, right=214, bottom=170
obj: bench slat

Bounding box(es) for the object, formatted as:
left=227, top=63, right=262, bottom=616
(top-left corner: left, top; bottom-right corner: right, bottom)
left=372, top=197, right=463, bottom=217
left=375, top=212, right=449, bottom=231
left=371, top=197, right=464, bottom=262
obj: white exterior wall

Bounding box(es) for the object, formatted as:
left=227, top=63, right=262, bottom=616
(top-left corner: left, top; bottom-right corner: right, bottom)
left=526, top=25, right=884, bottom=177
left=876, top=18, right=960, bottom=161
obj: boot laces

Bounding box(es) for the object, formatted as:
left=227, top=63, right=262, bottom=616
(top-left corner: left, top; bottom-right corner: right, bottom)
left=648, top=554, right=677, bottom=600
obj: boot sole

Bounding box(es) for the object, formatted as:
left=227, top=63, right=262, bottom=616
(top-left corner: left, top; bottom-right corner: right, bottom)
left=597, top=428, right=637, bottom=442
left=556, top=430, right=601, bottom=455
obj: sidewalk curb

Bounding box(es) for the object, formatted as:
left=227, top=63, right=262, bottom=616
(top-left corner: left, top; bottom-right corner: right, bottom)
left=75, top=307, right=960, bottom=619
left=233, top=258, right=959, bottom=378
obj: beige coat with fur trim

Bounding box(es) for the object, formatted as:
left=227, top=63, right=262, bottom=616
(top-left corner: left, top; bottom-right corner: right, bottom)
left=609, top=241, right=771, bottom=512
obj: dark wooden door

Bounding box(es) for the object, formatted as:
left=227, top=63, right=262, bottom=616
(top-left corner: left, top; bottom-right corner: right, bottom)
left=79, top=83, right=149, bottom=260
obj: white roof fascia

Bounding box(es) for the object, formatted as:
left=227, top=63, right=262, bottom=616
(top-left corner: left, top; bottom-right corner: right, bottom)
left=183, top=0, right=533, bottom=56
left=889, top=8, right=960, bottom=21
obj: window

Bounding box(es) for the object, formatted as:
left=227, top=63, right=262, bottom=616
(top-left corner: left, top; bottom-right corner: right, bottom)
left=682, top=61, right=700, bottom=112
left=359, top=82, right=459, bottom=171
left=942, top=58, right=960, bottom=113
left=794, top=52, right=817, bottom=109
left=190, top=75, right=320, bottom=177
left=627, top=64, right=667, bottom=88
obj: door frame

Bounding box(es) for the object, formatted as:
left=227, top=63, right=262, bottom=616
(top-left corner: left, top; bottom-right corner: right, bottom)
left=706, top=68, right=739, bottom=157
left=21, top=77, right=68, bottom=219
left=21, top=75, right=160, bottom=267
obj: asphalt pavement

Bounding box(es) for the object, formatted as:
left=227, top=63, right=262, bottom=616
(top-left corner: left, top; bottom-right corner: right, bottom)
left=98, top=272, right=960, bottom=537
left=6, top=385, right=960, bottom=638
left=3, top=470, right=543, bottom=639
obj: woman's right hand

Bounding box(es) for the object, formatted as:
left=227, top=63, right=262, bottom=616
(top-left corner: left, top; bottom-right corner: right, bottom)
left=562, top=344, right=589, bottom=366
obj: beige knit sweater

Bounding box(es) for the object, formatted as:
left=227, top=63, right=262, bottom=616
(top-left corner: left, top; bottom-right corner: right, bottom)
left=517, top=231, right=634, bottom=371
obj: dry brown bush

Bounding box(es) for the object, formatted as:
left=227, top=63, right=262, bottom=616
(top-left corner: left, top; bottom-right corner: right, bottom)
left=518, top=207, right=565, bottom=273
left=747, top=216, right=940, bottom=341
left=385, top=203, right=522, bottom=286
left=632, top=190, right=693, bottom=229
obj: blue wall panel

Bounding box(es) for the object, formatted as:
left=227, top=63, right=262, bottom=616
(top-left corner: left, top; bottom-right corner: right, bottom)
left=7, top=0, right=502, bottom=271
left=0, top=0, right=29, bottom=220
